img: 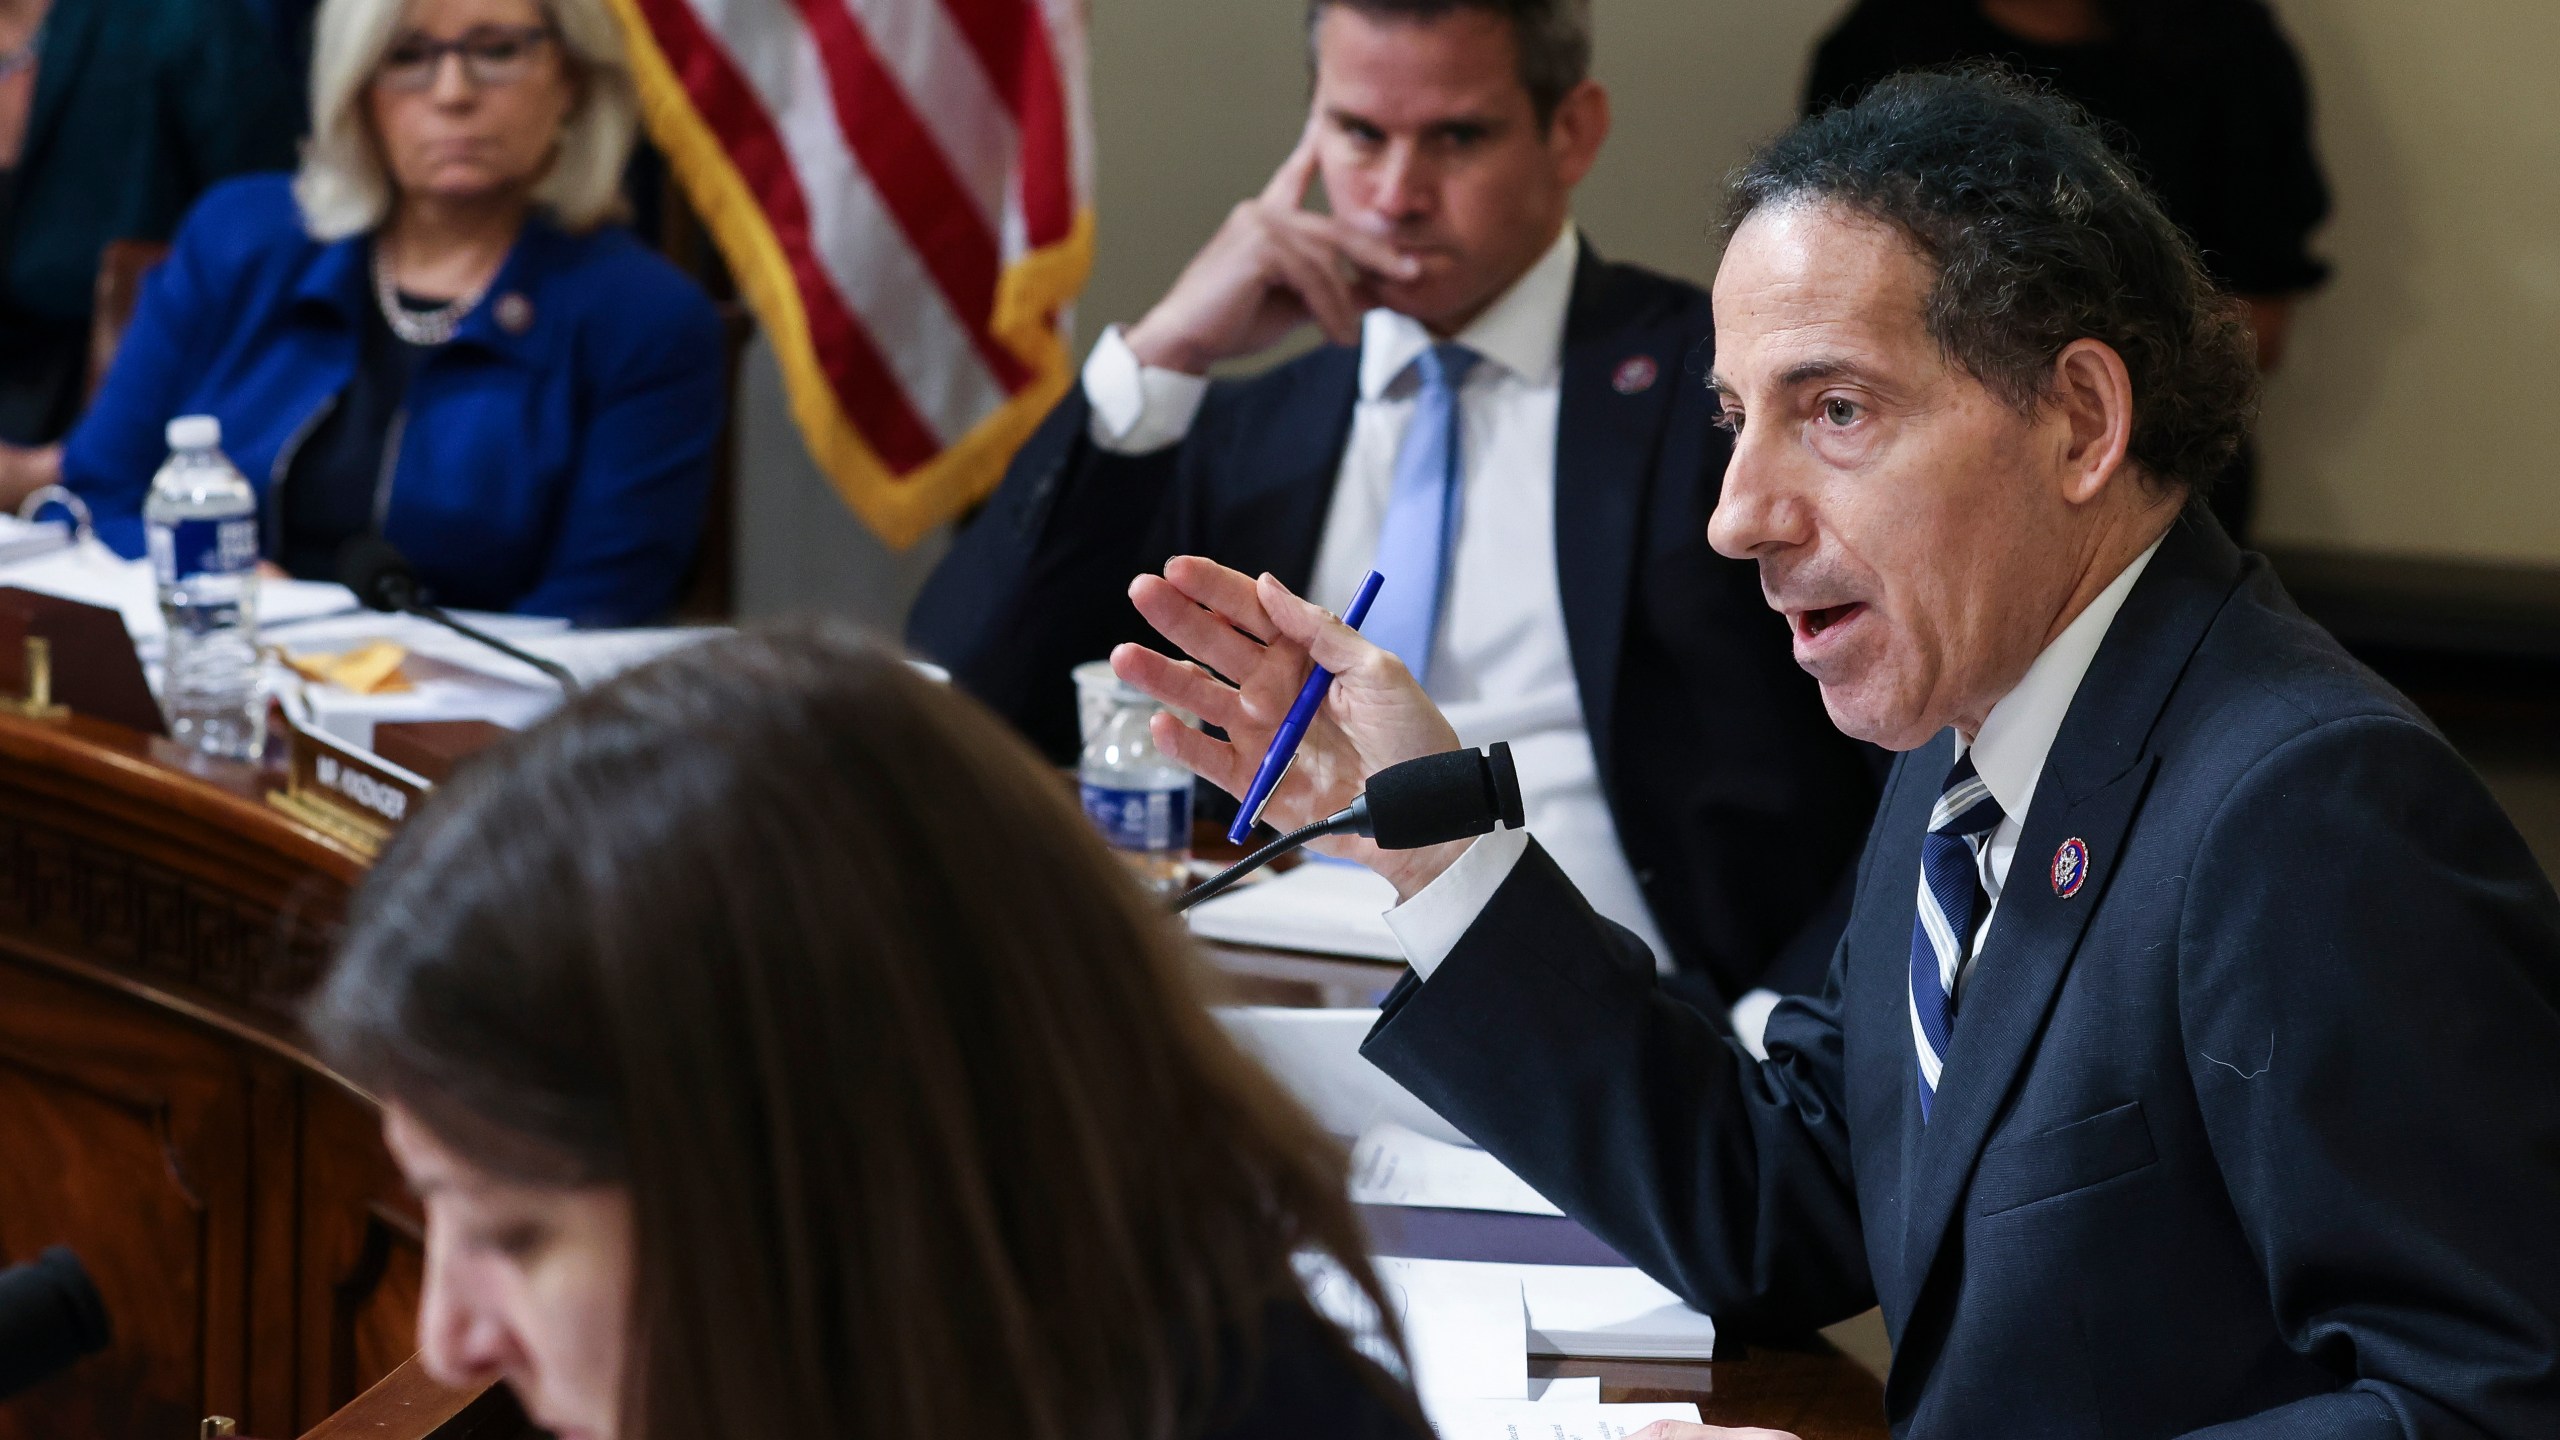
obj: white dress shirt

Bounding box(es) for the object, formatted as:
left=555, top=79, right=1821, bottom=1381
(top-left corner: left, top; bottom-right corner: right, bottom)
left=1082, top=227, right=1670, bottom=962
left=1389, top=534, right=2171, bottom=1018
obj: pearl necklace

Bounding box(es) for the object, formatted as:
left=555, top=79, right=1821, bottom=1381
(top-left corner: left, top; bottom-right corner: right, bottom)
left=371, top=241, right=491, bottom=347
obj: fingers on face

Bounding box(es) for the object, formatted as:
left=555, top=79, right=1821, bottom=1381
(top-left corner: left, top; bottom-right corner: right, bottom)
left=1259, top=222, right=1363, bottom=344
left=1262, top=113, right=1324, bottom=208
left=1296, top=212, right=1417, bottom=285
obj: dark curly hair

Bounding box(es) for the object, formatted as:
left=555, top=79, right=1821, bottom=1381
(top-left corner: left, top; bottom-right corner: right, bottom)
left=1729, top=67, right=2259, bottom=498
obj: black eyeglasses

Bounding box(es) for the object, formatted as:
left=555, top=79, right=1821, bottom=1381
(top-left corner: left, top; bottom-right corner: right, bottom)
left=376, top=25, right=557, bottom=92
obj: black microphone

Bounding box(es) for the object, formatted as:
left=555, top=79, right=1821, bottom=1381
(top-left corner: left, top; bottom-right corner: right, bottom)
left=336, top=536, right=580, bottom=693
left=1174, top=743, right=1524, bottom=912
left=0, top=1246, right=111, bottom=1400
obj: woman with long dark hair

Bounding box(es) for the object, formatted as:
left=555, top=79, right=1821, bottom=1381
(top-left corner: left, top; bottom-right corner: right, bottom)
left=308, top=622, right=1428, bottom=1440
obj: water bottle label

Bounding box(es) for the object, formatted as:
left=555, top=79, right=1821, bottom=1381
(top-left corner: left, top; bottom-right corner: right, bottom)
left=1081, top=783, right=1191, bottom=853
left=149, top=517, right=259, bottom=585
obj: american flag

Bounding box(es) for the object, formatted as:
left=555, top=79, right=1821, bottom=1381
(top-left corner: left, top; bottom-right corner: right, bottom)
left=609, top=0, right=1093, bottom=546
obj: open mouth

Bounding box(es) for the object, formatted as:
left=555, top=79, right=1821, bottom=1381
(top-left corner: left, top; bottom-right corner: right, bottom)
left=1798, top=602, right=1865, bottom=640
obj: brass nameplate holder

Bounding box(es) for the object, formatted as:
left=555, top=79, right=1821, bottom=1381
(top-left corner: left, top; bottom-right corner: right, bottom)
left=265, top=716, right=434, bottom=858
left=6, top=637, right=68, bottom=722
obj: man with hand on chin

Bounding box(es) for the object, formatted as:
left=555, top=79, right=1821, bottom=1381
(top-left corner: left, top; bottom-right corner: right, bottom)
left=1114, top=72, right=2560, bottom=1439
left=912, top=0, right=1880, bottom=1024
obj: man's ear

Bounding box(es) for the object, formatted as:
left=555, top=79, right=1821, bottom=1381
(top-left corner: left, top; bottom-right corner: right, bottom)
left=2052, top=338, right=2135, bottom=507
left=1548, top=80, right=1609, bottom=189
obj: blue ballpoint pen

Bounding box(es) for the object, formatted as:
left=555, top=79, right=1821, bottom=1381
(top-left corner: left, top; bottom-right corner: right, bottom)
left=1228, top=570, right=1385, bottom=844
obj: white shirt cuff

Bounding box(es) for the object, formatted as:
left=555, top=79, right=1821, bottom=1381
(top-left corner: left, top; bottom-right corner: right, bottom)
left=1730, top=988, right=1782, bottom=1062
left=1083, top=324, right=1209, bottom=455
left=1384, top=828, right=1531, bottom=980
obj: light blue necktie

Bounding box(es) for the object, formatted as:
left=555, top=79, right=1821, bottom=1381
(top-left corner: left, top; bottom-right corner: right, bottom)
left=1364, top=343, right=1479, bottom=688
left=1910, top=751, right=2005, bottom=1121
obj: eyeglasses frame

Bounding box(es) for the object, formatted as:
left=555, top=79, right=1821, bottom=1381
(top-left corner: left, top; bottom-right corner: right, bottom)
left=373, top=24, right=560, bottom=94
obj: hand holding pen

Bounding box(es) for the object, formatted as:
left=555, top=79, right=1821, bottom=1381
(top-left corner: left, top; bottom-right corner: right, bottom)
left=1110, top=556, right=1471, bottom=901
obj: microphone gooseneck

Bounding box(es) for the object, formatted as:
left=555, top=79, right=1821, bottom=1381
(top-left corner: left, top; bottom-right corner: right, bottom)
left=1172, top=743, right=1520, bottom=913
left=335, top=536, right=582, bottom=694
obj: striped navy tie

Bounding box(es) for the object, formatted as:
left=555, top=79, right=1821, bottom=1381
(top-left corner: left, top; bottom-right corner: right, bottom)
left=1909, top=752, right=2005, bottom=1120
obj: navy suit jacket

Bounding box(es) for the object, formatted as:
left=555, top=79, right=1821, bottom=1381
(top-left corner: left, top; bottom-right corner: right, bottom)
left=909, top=245, right=1882, bottom=1000
left=1364, top=515, right=2560, bottom=1437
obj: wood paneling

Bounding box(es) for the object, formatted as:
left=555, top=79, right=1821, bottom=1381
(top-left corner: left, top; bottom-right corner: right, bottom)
left=0, top=714, right=400, bottom=1439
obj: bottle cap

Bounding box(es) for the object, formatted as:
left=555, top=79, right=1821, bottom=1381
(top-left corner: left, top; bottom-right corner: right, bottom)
left=165, top=415, right=222, bottom=452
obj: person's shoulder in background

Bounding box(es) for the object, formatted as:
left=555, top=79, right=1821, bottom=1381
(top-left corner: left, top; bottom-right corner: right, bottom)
left=170, top=173, right=315, bottom=261
left=1802, top=0, right=1985, bottom=114
left=533, top=221, right=728, bottom=387
left=1577, top=245, right=1715, bottom=335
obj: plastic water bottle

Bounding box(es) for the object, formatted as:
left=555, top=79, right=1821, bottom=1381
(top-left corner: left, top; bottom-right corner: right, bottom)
left=145, top=415, right=265, bottom=760
left=1078, top=682, right=1192, bottom=897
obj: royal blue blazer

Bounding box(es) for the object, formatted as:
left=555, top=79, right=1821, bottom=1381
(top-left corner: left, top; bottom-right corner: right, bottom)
left=63, top=174, right=725, bottom=626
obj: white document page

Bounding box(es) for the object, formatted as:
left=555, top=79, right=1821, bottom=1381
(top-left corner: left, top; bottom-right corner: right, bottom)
left=1350, top=1122, right=1564, bottom=1217
left=1187, top=857, right=1403, bottom=960
left=1302, top=1254, right=1528, bottom=1425
left=1433, top=1399, right=1703, bottom=1439
left=1216, top=1006, right=1471, bottom=1146
left=1354, top=1258, right=1715, bottom=1362
left=0, top=515, right=70, bottom=564
left=1517, top=1265, right=1717, bottom=1360
left=0, top=542, right=357, bottom=643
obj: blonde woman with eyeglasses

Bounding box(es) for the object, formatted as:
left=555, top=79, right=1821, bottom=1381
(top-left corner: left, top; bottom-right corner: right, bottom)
left=47, top=0, right=725, bottom=627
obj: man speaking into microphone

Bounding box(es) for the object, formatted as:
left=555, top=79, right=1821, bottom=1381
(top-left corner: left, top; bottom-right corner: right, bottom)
left=1111, top=70, right=2560, bottom=1439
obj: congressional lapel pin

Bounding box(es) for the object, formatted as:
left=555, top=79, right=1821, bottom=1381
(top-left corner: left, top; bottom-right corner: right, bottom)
left=1612, top=355, right=1658, bottom=395
left=494, top=292, right=535, bottom=336
left=2051, top=837, right=2090, bottom=898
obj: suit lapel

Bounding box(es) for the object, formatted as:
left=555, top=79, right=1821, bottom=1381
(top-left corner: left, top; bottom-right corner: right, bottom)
left=1213, top=346, right=1360, bottom=592
left=1553, top=245, right=1676, bottom=778
left=1889, top=513, right=2249, bottom=1326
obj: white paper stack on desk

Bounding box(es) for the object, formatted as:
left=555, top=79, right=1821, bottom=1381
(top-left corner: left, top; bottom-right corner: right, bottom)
left=0, top=515, right=72, bottom=565
left=1302, top=1253, right=1705, bottom=1436
left=1187, top=857, right=1403, bottom=960
left=1225, top=1005, right=1718, bottom=1434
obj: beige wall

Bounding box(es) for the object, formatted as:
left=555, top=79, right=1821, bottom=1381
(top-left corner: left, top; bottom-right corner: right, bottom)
left=1078, top=0, right=2560, bottom=568
left=2254, top=0, right=2560, bottom=564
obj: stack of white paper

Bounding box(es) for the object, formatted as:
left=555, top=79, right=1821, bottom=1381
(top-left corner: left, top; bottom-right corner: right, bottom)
left=1304, top=1254, right=1713, bottom=1434
left=0, top=515, right=71, bottom=564
left=270, top=615, right=730, bottom=749
left=1515, top=1264, right=1718, bottom=1361
left=1377, top=1258, right=1715, bottom=1363
left=1433, top=1399, right=1704, bottom=1439
left=0, top=542, right=358, bottom=643
left=1351, top=1122, right=1565, bottom=1217
left=1216, top=1006, right=1470, bottom=1146
left=1188, top=858, right=1404, bottom=960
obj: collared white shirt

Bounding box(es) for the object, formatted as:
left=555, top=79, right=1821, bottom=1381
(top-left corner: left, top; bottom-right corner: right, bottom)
left=1954, top=533, right=2165, bottom=952
left=1389, top=533, right=2171, bottom=1020
left=1083, top=227, right=1669, bottom=961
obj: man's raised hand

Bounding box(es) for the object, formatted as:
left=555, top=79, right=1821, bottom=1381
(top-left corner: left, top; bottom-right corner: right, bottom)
left=1120, top=119, right=1419, bottom=374
left=1110, top=558, right=1469, bottom=900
